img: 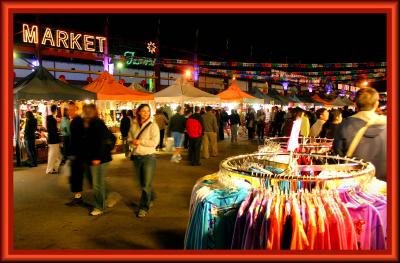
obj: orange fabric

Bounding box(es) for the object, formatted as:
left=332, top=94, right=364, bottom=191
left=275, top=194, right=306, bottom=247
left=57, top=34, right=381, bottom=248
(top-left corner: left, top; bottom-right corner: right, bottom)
left=266, top=195, right=281, bottom=250
left=311, top=94, right=333, bottom=107
left=305, top=195, right=317, bottom=250
left=218, top=81, right=256, bottom=102
left=290, top=197, right=309, bottom=250
left=83, top=71, right=154, bottom=101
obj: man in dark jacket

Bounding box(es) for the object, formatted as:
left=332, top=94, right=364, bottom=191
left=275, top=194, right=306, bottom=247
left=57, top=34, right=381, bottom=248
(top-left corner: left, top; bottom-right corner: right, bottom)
left=333, top=87, right=386, bottom=181
left=186, top=106, right=204, bottom=166
left=46, top=104, right=62, bottom=174
left=120, top=110, right=131, bottom=158
left=24, top=111, right=37, bottom=167
left=65, top=102, right=86, bottom=206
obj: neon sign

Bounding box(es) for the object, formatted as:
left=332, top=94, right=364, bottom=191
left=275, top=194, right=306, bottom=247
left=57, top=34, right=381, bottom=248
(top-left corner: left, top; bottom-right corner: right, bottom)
left=123, top=51, right=156, bottom=66
left=22, top=24, right=107, bottom=53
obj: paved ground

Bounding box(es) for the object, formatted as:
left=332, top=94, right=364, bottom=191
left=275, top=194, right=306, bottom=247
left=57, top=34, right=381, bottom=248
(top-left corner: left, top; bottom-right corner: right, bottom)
left=13, top=138, right=259, bottom=250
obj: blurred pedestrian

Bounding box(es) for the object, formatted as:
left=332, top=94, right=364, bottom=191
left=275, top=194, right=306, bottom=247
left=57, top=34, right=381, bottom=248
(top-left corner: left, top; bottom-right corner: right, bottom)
left=154, top=108, right=169, bottom=150
left=201, top=106, right=218, bottom=159
left=245, top=108, right=256, bottom=140
left=333, top=87, right=386, bottom=181
left=128, top=104, right=160, bottom=218
left=186, top=106, right=204, bottom=166
left=229, top=109, right=241, bottom=143
left=120, top=110, right=131, bottom=158
left=84, top=103, right=115, bottom=216
left=256, top=107, right=266, bottom=142
left=60, top=107, right=70, bottom=165
left=24, top=111, right=37, bottom=167
left=46, top=104, right=62, bottom=174
left=65, top=102, right=87, bottom=207
left=220, top=107, right=230, bottom=140
left=310, top=108, right=329, bottom=137
left=168, top=106, right=186, bottom=163
left=320, top=109, right=342, bottom=139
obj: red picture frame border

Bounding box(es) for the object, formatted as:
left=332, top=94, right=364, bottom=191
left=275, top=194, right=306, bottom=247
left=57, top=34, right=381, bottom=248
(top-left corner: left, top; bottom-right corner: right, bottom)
left=1, top=0, right=398, bottom=261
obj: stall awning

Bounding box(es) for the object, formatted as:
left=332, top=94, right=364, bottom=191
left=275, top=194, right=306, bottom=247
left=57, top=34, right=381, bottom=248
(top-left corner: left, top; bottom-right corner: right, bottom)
left=312, top=94, right=333, bottom=107
left=218, top=81, right=263, bottom=104
left=83, top=71, right=154, bottom=101
left=14, top=66, right=97, bottom=101
left=155, top=78, right=220, bottom=104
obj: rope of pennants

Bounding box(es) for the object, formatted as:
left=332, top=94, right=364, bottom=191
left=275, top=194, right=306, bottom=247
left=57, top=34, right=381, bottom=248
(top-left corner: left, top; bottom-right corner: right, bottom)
left=160, top=58, right=387, bottom=68
left=119, top=55, right=387, bottom=83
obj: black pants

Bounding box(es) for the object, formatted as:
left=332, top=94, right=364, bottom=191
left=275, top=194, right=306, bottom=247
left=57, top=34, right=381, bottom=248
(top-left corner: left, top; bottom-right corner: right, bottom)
left=69, top=159, right=91, bottom=193
left=257, top=123, right=265, bottom=140
left=188, top=137, right=202, bottom=165
left=247, top=127, right=255, bottom=140
left=158, top=129, right=165, bottom=149
left=61, top=136, right=70, bottom=163
left=219, top=124, right=225, bottom=140
left=184, top=132, right=189, bottom=149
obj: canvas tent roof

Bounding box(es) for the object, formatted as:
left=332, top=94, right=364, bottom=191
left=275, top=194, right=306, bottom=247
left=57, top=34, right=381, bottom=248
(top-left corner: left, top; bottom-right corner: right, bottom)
left=268, top=89, right=291, bottom=105
left=218, top=81, right=263, bottom=104
left=154, top=78, right=220, bottom=103
left=129, top=82, right=151, bottom=93
left=340, top=96, right=354, bottom=106
left=83, top=71, right=154, bottom=101
left=332, top=97, right=348, bottom=107
left=251, top=88, right=279, bottom=105
left=14, top=66, right=97, bottom=101
left=312, top=94, right=333, bottom=107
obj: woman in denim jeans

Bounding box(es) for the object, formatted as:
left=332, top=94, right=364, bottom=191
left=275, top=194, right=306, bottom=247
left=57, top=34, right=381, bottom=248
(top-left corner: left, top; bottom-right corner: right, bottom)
left=83, top=104, right=114, bottom=216
left=128, top=104, right=160, bottom=218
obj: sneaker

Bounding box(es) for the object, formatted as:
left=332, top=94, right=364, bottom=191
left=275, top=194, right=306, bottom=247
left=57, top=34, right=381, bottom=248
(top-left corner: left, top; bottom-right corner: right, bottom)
left=177, top=154, right=182, bottom=161
left=90, top=209, right=103, bottom=216
left=65, top=197, right=83, bottom=206
left=170, top=156, right=180, bottom=163
left=137, top=209, right=148, bottom=218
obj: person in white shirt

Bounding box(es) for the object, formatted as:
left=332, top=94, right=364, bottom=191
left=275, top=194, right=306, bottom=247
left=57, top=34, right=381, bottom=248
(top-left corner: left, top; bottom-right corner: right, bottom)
left=309, top=108, right=329, bottom=137
left=128, top=104, right=160, bottom=218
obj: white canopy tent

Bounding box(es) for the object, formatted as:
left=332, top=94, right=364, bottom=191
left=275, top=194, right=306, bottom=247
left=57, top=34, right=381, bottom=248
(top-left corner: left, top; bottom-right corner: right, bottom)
left=128, top=82, right=151, bottom=93
left=154, top=78, right=220, bottom=104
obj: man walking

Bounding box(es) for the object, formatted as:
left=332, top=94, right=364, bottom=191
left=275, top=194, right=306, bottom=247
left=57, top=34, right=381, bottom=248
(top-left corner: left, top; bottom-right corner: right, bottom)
left=201, top=106, right=218, bottom=159
left=333, top=87, right=386, bottom=181
left=46, top=104, right=62, bottom=174
left=120, top=110, right=131, bottom=158
left=256, top=107, right=266, bottom=142
left=65, top=102, right=86, bottom=206
left=186, top=106, right=204, bottom=166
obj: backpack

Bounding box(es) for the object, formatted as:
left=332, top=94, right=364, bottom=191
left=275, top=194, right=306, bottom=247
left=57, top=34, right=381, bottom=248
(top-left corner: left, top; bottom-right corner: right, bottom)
left=186, top=118, right=202, bottom=138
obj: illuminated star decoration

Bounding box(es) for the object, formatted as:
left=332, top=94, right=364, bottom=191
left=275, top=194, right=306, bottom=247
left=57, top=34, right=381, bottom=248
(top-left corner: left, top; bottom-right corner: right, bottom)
left=147, top=41, right=157, bottom=54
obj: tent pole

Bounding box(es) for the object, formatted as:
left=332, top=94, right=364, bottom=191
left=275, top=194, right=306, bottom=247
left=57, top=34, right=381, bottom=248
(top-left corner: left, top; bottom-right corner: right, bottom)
left=14, top=100, right=22, bottom=167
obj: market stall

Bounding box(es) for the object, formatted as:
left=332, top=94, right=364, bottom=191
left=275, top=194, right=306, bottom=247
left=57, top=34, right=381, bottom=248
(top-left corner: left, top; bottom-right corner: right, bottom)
left=13, top=66, right=97, bottom=166
left=155, top=77, right=220, bottom=105
left=83, top=71, right=155, bottom=150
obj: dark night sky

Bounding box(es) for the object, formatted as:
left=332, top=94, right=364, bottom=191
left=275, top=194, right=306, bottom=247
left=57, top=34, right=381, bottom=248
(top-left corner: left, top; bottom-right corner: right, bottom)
left=14, top=13, right=387, bottom=63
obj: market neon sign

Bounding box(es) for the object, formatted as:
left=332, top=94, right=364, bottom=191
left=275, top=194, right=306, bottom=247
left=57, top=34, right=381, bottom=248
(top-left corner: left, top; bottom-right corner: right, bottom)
left=22, top=24, right=107, bottom=53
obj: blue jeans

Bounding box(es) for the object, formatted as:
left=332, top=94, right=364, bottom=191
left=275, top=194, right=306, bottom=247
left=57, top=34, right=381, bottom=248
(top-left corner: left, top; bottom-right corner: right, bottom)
left=172, top=131, right=185, bottom=148
left=24, top=138, right=36, bottom=166
left=132, top=155, right=156, bottom=211
left=90, top=162, right=109, bottom=211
